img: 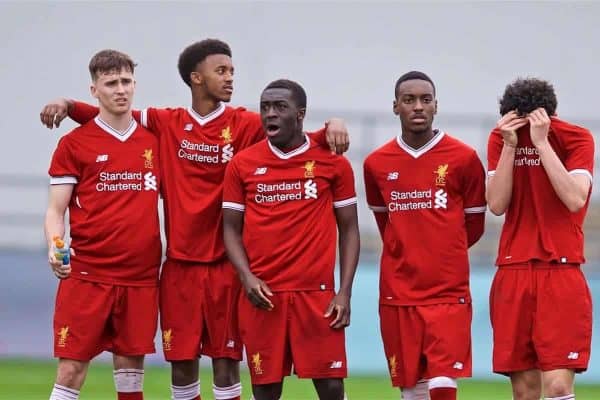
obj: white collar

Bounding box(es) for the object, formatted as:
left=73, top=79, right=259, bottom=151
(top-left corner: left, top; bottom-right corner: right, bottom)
left=267, top=134, right=311, bottom=159
left=396, top=129, right=445, bottom=158
left=187, top=102, right=226, bottom=126
left=94, top=116, right=137, bottom=142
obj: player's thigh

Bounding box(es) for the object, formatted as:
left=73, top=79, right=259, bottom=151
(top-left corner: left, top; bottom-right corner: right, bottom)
left=289, top=291, right=347, bottom=380
left=239, top=292, right=291, bottom=385
left=53, top=278, right=114, bottom=361
left=420, top=303, right=472, bottom=379
left=379, top=304, right=423, bottom=388
left=159, top=259, right=206, bottom=360
left=201, top=260, right=243, bottom=360
left=489, top=268, right=537, bottom=373
left=535, top=267, right=592, bottom=372
left=111, top=285, right=158, bottom=356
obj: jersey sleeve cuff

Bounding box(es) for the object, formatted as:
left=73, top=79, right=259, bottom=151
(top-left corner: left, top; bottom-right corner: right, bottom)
left=50, top=176, right=78, bottom=185
left=569, top=169, right=593, bottom=184
left=223, top=201, right=245, bottom=212
left=464, top=205, right=487, bottom=214
left=333, top=197, right=357, bottom=208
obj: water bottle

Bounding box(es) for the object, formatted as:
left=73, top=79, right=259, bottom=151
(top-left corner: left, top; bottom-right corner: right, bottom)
left=53, top=236, right=70, bottom=265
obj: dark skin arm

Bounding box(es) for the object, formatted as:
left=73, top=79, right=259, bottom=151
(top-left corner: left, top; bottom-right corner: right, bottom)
left=324, top=204, right=360, bottom=329
left=223, top=208, right=274, bottom=310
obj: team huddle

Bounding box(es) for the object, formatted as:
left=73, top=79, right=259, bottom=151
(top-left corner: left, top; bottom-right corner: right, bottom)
left=40, top=39, right=594, bottom=400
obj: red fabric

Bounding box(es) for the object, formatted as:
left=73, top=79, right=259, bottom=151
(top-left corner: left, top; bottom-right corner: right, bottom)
left=68, top=101, right=333, bottom=265
left=490, top=264, right=592, bottom=374
left=117, top=393, right=143, bottom=400
left=429, top=387, right=457, bottom=400
left=159, top=259, right=242, bottom=361
left=239, top=291, right=347, bottom=385
left=363, top=132, right=486, bottom=305
left=54, top=279, right=158, bottom=360
left=379, top=303, right=472, bottom=388
left=487, top=117, right=594, bottom=266
left=48, top=119, right=161, bottom=286
left=223, top=136, right=356, bottom=291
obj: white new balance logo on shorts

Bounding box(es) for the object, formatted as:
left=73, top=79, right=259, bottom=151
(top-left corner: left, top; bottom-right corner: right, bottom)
left=330, top=361, right=343, bottom=369
left=453, top=362, right=464, bottom=370
left=567, top=352, right=579, bottom=360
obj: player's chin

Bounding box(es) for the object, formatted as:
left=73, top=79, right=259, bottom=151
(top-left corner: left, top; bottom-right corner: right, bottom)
left=218, top=93, right=233, bottom=103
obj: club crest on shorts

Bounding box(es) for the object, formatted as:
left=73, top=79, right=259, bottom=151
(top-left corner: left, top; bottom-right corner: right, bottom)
left=162, top=329, right=173, bottom=351
left=57, top=326, right=69, bottom=348
left=252, top=352, right=263, bottom=375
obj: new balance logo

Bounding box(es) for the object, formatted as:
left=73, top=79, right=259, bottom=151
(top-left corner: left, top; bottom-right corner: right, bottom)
left=453, top=362, right=464, bottom=370
left=226, top=340, right=235, bottom=348
left=144, top=172, right=158, bottom=191
left=96, top=154, right=108, bottom=162
left=304, top=179, right=318, bottom=199
left=329, top=361, right=343, bottom=369
left=567, top=352, right=579, bottom=360
left=221, top=143, right=234, bottom=163
left=254, top=167, right=267, bottom=175
left=184, top=123, right=193, bottom=131
left=434, top=189, right=448, bottom=209
left=387, top=172, right=399, bottom=180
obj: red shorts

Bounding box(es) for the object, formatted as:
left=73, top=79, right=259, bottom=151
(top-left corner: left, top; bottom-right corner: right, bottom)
left=239, top=291, right=347, bottom=385
left=379, top=303, right=472, bottom=388
left=53, top=278, right=158, bottom=361
left=490, top=264, right=592, bottom=375
left=159, top=258, right=242, bottom=361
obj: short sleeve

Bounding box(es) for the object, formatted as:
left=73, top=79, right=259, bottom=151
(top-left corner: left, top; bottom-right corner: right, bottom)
left=564, top=127, right=595, bottom=184
left=363, top=157, right=387, bottom=213
left=139, top=107, right=172, bottom=137
left=332, top=157, right=357, bottom=208
left=462, top=150, right=487, bottom=214
left=222, top=158, right=246, bottom=212
left=48, top=135, right=79, bottom=185
left=487, top=129, right=503, bottom=177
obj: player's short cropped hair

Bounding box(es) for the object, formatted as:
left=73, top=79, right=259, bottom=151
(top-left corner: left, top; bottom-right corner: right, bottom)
left=263, top=79, right=307, bottom=109
left=178, top=39, right=232, bottom=87
left=395, top=71, right=436, bottom=98
left=499, top=77, right=557, bottom=116
left=88, top=49, right=136, bottom=81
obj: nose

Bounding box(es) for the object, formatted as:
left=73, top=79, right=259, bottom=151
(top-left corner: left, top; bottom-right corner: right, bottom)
left=413, top=99, right=424, bottom=111
left=265, top=105, right=277, bottom=118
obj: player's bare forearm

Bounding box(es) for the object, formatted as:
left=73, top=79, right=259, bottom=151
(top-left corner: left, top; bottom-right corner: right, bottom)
left=45, top=185, right=73, bottom=247
left=536, top=141, right=590, bottom=212
left=45, top=208, right=66, bottom=249
left=486, top=144, right=516, bottom=215
left=335, top=205, right=360, bottom=296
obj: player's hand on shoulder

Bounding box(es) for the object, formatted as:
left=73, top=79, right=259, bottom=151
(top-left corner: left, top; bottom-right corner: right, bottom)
left=324, top=291, right=351, bottom=329
left=528, top=107, right=551, bottom=147
left=325, top=118, right=350, bottom=155
left=496, top=110, right=527, bottom=148
left=241, top=272, right=274, bottom=311
left=40, top=98, right=72, bottom=129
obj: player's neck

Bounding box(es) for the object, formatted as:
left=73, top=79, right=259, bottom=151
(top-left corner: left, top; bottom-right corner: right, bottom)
left=191, top=93, right=222, bottom=117
left=97, top=109, right=134, bottom=132
left=401, top=128, right=435, bottom=150
left=271, top=131, right=306, bottom=152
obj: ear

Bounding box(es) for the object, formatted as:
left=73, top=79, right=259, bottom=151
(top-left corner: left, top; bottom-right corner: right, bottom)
left=434, top=99, right=438, bottom=115
left=190, top=71, right=203, bottom=86
left=297, top=108, right=306, bottom=121
left=90, top=83, right=98, bottom=99
left=392, top=99, right=399, bottom=116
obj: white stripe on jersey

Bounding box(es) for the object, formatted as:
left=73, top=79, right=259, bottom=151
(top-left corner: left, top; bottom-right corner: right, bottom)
left=223, top=201, right=245, bottom=212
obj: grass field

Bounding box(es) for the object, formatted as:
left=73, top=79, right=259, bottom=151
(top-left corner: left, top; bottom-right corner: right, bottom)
left=3, top=359, right=600, bottom=399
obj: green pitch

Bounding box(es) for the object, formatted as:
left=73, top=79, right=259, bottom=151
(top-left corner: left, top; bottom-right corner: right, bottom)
left=3, top=359, right=599, bottom=399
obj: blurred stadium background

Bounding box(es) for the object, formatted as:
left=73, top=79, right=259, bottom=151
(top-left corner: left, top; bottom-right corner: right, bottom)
left=1, top=1, right=599, bottom=398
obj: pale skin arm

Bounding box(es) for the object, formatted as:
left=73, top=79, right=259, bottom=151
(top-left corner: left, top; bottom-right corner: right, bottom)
left=45, top=184, right=75, bottom=279
left=486, top=111, right=528, bottom=216
left=324, top=204, right=360, bottom=329
left=223, top=208, right=274, bottom=310
left=529, top=108, right=591, bottom=212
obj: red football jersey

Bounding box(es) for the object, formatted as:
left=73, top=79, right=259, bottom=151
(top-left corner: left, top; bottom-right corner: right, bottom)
left=48, top=117, right=161, bottom=286
left=487, top=117, right=594, bottom=266
left=364, top=131, right=486, bottom=305
left=140, top=104, right=264, bottom=262
left=222, top=135, right=357, bottom=291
